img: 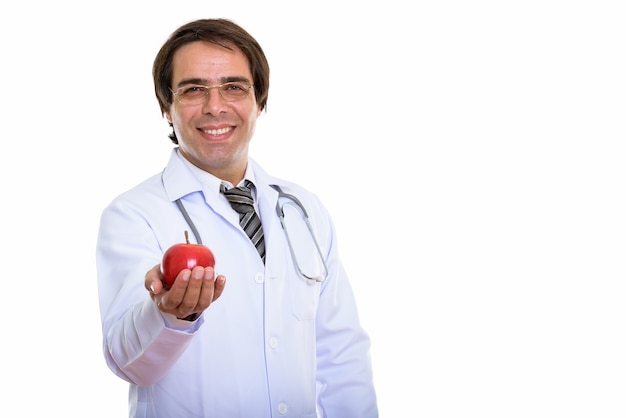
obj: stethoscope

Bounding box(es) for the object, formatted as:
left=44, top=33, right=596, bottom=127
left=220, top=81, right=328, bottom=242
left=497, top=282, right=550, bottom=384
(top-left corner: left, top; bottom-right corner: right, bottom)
left=174, top=183, right=328, bottom=282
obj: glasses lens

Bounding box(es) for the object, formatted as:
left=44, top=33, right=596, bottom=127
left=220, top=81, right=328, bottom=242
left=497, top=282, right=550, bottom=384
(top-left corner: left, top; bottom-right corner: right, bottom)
left=219, top=82, right=251, bottom=101
left=177, top=86, right=208, bottom=105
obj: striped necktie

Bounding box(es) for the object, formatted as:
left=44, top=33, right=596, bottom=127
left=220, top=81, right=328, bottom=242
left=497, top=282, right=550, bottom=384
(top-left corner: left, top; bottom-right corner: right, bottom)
left=221, top=180, right=266, bottom=263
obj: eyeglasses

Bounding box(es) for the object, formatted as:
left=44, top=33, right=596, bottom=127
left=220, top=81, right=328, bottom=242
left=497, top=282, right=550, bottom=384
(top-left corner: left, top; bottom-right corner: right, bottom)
left=171, top=81, right=254, bottom=105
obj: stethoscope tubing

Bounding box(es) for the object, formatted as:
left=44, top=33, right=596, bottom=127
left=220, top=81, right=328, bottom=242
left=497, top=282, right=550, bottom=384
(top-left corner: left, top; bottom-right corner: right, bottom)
left=173, top=183, right=328, bottom=282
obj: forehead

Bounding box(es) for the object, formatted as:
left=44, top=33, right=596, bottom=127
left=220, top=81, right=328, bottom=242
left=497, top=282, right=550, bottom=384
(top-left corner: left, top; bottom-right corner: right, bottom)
left=171, top=41, right=252, bottom=84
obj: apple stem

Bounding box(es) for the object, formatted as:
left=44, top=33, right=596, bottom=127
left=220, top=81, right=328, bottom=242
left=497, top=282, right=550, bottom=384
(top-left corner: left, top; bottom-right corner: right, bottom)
left=184, top=230, right=190, bottom=244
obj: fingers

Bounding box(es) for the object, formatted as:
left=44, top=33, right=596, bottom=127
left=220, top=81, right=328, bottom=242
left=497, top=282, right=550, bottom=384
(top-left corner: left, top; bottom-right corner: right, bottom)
left=159, top=269, right=193, bottom=310
left=175, top=267, right=210, bottom=312
left=151, top=266, right=226, bottom=318
left=145, top=265, right=164, bottom=295
left=213, top=275, right=226, bottom=301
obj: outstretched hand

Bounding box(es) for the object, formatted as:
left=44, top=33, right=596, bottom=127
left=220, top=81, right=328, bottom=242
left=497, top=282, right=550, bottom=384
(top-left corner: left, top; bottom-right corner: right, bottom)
left=145, top=264, right=226, bottom=319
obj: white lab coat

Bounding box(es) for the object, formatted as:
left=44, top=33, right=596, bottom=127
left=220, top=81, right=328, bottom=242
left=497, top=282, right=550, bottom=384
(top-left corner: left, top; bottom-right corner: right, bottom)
left=96, top=148, right=378, bottom=417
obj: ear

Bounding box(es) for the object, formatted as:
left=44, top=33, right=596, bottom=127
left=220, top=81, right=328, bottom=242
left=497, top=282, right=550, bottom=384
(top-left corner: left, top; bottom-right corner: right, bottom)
left=165, top=110, right=172, bottom=124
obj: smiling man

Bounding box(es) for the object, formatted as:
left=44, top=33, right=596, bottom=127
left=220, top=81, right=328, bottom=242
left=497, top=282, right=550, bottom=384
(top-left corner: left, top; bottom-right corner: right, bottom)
left=96, top=18, right=378, bottom=418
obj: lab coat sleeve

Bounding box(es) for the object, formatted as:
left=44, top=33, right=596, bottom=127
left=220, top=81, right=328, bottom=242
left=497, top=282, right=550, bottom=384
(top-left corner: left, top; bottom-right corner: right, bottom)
left=310, top=201, right=379, bottom=417
left=96, top=191, right=199, bottom=387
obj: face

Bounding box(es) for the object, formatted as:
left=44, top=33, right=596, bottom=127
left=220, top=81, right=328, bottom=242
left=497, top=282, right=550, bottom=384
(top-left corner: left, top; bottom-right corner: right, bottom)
left=165, top=41, right=262, bottom=185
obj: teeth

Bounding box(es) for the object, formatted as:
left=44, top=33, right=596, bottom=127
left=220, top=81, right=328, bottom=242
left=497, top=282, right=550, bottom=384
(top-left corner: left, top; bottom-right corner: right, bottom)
left=203, top=127, right=231, bottom=135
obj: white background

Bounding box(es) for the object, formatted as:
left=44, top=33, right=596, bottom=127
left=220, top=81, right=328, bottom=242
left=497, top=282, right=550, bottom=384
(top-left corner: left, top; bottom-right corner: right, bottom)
left=1, top=1, right=625, bottom=416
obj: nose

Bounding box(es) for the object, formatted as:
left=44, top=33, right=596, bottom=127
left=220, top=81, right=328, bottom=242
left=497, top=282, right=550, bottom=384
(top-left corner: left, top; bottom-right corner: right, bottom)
left=201, top=87, right=228, bottom=115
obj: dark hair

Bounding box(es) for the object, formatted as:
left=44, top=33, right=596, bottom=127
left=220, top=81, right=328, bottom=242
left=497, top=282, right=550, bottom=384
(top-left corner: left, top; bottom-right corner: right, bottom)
left=152, top=18, right=270, bottom=136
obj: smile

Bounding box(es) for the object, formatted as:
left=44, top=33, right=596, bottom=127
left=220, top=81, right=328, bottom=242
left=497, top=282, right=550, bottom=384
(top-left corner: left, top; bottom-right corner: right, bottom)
left=202, top=127, right=232, bottom=135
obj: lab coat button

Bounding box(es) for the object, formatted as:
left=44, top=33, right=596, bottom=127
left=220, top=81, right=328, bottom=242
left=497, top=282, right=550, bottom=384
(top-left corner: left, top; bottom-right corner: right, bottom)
left=254, top=272, right=264, bottom=283
left=269, top=337, right=279, bottom=348
left=277, top=402, right=288, bottom=415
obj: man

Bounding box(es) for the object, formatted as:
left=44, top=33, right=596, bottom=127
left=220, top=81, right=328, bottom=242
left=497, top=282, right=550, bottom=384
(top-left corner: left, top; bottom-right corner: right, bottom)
left=96, top=18, right=378, bottom=417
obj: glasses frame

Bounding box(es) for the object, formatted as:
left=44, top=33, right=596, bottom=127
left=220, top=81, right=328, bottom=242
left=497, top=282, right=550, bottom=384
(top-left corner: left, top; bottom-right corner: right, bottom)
left=170, top=81, right=254, bottom=105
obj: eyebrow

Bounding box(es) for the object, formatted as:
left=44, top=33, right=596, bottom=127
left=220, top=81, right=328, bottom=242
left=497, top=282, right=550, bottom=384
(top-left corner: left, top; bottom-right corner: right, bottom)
left=175, top=76, right=252, bottom=88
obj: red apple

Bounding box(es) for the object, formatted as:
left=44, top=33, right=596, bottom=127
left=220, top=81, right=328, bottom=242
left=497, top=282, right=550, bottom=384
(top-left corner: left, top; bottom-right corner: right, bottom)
left=161, top=231, right=215, bottom=288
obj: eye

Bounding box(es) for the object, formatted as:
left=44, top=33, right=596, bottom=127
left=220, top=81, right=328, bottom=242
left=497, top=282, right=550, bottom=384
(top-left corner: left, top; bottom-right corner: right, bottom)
left=180, top=85, right=207, bottom=97
left=224, top=82, right=247, bottom=92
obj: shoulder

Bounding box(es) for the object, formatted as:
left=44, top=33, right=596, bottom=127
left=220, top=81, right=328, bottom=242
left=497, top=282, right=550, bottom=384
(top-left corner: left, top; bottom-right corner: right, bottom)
left=102, top=171, right=167, bottom=215
left=250, top=159, right=318, bottom=198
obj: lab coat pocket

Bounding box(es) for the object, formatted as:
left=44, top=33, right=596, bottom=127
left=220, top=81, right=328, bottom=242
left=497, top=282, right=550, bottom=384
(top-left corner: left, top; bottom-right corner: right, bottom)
left=287, top=274, right=321, bottom=321
left=273, top=198, right=324, bottom=321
